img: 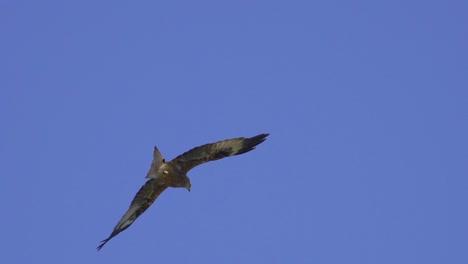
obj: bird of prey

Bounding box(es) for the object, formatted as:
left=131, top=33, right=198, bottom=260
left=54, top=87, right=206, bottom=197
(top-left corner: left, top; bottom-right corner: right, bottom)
left=97, top=133, right=268, bottom=251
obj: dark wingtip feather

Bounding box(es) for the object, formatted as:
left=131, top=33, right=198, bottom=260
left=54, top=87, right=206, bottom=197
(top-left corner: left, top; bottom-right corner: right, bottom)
left=96, top=239, right=109, bottom=251
left=96, top=232, right=118, bottom=251
left=236, top=133, right=269, bottom=155
left=249, top=133, right=269, bottom=146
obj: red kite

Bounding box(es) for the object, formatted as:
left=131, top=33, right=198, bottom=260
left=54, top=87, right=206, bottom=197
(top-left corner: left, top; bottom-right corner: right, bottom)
left=97, top=133, right=268, bottom=250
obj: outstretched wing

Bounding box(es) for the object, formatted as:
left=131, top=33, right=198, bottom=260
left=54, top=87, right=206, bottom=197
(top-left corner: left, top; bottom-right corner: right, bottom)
left=171, top=133, right=269, bottom=174
left=97, top=179, right=168, bottom=251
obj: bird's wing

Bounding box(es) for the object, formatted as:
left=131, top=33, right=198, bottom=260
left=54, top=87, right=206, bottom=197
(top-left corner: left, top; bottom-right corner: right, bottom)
left=171, top=133, right=269, bottom=174
left=97, top=179, right=168, bottom=251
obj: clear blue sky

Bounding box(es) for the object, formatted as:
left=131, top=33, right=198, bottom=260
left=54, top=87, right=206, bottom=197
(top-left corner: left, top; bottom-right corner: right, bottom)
left=1, top=1, right=466, bottom=263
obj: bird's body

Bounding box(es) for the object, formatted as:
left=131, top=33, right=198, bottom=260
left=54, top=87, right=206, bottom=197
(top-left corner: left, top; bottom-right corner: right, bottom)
left=97, top=133, right=268, bottom=251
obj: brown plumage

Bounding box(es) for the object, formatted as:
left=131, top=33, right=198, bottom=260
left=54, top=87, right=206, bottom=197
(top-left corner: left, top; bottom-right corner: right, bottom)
left=97, top=133, right=268, bottom=251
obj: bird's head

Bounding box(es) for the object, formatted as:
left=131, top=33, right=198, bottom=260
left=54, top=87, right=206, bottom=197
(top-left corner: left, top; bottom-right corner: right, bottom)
left=183, top=175, right=191, bottom=192
left=158, top=164, right=191, bottom=192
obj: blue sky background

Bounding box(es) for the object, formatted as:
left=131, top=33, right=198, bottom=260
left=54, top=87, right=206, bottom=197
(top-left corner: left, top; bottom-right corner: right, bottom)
left=1, top=1, right=467, bottom=263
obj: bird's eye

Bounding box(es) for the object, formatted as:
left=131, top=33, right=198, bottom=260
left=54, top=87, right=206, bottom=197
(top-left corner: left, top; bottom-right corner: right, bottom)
left=163, top=170, right=169, bottom=175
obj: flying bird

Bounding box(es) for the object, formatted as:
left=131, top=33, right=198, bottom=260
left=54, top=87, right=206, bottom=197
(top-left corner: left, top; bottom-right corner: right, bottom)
left=97, top=133, right=269, bottom=251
